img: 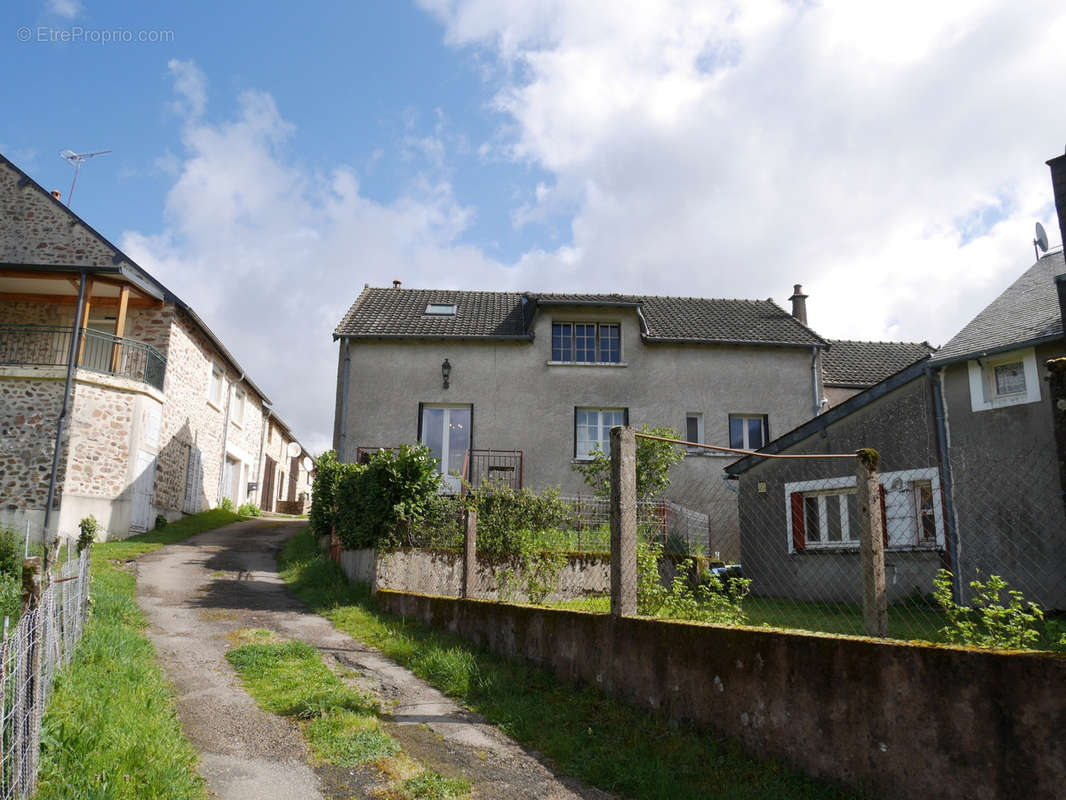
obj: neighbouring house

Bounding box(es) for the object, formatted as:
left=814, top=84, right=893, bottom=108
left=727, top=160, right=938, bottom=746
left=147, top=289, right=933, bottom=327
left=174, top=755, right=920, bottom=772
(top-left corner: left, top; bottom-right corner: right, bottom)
left=724, top=150, right=1066, bottom=610
left=820, top=338, right=935, bottom=407
left=333, top=283, right=830, bottom=559
left=0, top=152, right=312, bottom=541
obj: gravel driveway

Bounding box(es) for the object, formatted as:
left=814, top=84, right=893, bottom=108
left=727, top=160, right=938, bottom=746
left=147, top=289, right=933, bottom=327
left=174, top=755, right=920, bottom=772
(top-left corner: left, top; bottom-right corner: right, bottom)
left=135, top=519, right=614, bottom=800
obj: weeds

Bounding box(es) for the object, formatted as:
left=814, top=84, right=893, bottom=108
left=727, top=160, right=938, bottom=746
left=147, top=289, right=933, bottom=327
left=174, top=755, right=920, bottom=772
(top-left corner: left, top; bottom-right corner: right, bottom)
left=279, top=529, right=853, bottom=800
left=934, top=569, right=1044, bottom=649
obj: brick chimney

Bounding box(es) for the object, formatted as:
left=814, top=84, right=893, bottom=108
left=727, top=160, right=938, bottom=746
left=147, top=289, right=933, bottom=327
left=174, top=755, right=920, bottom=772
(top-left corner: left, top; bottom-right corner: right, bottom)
left=1047, top=147, right=1066, bottom=258
left=392, top=279, right=402, bottom=289
left=789, top=284, right=808, bottom=326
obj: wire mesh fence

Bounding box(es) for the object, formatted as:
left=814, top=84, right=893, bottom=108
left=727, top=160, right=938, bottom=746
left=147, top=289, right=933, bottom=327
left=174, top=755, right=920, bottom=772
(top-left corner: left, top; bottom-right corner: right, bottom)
left=0, top=546, right=91, bottom=799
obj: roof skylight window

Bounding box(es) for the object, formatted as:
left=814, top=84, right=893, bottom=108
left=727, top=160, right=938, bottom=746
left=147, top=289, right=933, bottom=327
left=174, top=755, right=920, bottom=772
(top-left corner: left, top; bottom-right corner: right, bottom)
left=425, top=303, right=457, bottom=316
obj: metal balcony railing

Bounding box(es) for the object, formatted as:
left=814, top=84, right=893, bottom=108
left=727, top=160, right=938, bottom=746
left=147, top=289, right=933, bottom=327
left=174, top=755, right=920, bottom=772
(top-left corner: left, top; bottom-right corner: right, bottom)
left=0, top=325, right=167, bottom=391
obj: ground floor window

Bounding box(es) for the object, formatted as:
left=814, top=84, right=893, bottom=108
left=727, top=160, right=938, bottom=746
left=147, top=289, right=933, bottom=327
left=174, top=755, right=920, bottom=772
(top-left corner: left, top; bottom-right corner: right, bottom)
left=575, top=407, right=627, bottom=459
left=785, top=468, right=945, bottom=552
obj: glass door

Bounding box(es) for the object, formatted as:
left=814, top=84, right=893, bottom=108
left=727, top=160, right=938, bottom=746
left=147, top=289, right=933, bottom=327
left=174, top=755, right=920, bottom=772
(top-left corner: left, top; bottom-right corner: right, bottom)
left=420, top=405, right=472, bottom=493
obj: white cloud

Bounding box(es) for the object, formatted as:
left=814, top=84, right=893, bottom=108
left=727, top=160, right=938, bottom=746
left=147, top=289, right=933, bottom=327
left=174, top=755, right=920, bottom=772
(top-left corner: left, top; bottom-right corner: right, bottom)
left=123, top=64, right=514, bottom=453
left=421, top=0, right=1066, bottom=345
left=47, top=0, right=81, bottom=19
left=166, top=59, right=207, bottom=120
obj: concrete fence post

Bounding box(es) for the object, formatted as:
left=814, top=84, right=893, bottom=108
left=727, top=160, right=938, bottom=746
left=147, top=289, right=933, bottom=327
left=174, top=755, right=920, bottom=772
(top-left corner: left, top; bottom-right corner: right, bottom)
left=610, top=426, right=637, bottom=617
left=1046, top=357, right=1066, bottom=516
left=855, top=450, right=887, bottom=637
left=463, top=508, right=477, bottom=599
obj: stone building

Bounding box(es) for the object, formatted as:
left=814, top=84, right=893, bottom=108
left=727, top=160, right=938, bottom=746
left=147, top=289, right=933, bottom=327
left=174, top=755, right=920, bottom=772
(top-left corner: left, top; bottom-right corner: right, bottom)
left=0, top=152, right=312, bottom=541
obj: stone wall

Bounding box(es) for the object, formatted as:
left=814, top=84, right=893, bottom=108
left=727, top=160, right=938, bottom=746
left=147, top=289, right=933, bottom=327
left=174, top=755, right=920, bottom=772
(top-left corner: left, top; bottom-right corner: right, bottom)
left=379, top=591, right=1066, bottom=800
left=0, top=161, right=118, bottom=266
left=64, top=382, right=135, bottom=498
left=0, top=376, right=66, bottom=525
left=0, top=300, right=71, bottom=326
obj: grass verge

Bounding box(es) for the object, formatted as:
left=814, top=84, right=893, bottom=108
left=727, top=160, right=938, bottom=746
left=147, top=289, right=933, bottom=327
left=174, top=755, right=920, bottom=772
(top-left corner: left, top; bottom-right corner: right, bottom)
left=34, top=509, right=249, bottom=800
left=279, top=529, right=854, bottom=800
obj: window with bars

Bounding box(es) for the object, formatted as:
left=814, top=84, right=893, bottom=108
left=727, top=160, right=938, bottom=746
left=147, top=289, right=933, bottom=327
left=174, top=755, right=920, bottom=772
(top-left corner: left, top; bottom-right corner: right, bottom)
left=551, top=322, right=621, bottom=363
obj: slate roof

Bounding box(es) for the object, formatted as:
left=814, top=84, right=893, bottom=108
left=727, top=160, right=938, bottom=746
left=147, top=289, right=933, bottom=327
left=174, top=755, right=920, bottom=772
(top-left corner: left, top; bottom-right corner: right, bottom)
left=822, top=340, right=935, bottom=387
left=334, top=287, right=827, bottom=347
left=929, top=252, right=1065, bottom=365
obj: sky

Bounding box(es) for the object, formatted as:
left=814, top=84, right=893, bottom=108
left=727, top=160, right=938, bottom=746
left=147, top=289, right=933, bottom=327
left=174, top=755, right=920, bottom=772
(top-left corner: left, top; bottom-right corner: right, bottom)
left=3, top=0, right=1066, bottom=454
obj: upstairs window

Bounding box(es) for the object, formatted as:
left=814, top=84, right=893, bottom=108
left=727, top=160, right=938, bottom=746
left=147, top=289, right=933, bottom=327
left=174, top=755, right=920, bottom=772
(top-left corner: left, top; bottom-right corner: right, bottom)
left=552, top=323, right=621, bottom=363
left=967, top=347, right=1041, bottom=412
left=729, top=414, right=768, bottom=450
left=232, top=387, right=246, bottom=427
left=425, top=303, right=457, bottom=316
left=207, top=364, right=224, bottom=408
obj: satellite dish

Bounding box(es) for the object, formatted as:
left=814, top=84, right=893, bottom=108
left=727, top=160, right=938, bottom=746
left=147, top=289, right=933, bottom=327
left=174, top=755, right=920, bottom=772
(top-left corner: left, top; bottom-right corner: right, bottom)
left=302, top=456, right=314, bottom=472
left=1034, top=222, right=1049, bottom=256
left=286, top=442, right=302, bottom=459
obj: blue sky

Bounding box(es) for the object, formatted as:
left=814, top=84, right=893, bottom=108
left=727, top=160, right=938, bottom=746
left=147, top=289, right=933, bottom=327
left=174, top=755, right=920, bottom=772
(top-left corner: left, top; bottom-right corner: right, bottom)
left=3, top=0, right=1066, bottom=452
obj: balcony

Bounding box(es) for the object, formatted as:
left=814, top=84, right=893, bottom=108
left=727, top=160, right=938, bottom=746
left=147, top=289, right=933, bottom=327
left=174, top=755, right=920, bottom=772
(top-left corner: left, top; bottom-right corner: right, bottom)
left=0, top=324, right=166, bottom=392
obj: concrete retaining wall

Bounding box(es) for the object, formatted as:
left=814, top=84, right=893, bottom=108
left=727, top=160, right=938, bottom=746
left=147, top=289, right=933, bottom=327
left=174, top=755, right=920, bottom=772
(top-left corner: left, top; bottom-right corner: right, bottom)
left=377, top=590, right=1066, bottom=800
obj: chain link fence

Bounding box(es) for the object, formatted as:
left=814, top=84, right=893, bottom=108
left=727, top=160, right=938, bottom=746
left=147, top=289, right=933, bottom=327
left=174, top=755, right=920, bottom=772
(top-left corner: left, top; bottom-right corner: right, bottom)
left=0, top=545, right=91, bottom=799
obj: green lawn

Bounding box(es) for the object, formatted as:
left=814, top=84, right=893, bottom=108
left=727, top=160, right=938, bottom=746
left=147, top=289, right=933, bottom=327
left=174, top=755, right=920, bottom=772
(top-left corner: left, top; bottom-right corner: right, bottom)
left=34, top=509, right=249, bottom=800
left=280, top=528, right=856, bottom=800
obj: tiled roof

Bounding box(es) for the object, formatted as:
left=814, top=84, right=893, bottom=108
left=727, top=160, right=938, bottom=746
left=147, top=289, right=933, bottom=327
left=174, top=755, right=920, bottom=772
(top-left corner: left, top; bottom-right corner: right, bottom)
left=822, top=340, right=935, bottom=387
left=929, top=252, right=1065, bottom=365
left=334, top=288, right=827, bottom=347
left=334, top=289, right=529, bottom=338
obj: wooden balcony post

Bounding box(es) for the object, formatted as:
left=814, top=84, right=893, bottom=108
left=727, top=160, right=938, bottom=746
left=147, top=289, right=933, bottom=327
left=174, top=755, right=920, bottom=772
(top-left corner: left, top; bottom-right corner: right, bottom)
left=76, top=280, right=93, bottom=366
left=110, top=284, right=129, bottom=373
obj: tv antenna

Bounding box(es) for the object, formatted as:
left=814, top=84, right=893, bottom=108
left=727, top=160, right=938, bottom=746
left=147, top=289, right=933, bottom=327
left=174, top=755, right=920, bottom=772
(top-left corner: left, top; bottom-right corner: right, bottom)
left=59, top=149, right=111, bottom=208
left=1033, top=222, right=1049, bottom=261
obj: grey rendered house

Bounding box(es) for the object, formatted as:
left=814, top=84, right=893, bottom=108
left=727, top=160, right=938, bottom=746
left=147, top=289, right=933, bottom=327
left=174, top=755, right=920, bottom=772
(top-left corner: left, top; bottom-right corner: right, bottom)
left=0, top=152, right=312, bottom=541
left=333, top=285, right=828, bottom=559
left=724, top=151, right=1066, bottom=609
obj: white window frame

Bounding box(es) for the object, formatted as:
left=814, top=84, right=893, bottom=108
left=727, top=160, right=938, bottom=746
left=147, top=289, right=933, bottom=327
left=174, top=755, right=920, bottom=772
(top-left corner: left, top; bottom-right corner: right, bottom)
left=685, top=413, right=704, bottom=453
left=729, top=414, right=768, bottom=450
left=967, top=347, right=1041, bottom=412
left=207, top=363, right=224, bottom=409
left=784, top=467, right=945, bottom=553
left=574, top=407, right=627, bottom=460
left=549, top=321, right=624, bottom=366
left=231, top=386, right=246, bottom=428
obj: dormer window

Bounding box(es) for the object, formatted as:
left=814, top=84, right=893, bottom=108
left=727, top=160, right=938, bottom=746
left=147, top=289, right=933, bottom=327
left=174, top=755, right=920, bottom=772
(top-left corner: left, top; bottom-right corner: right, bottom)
left=425, top=303, right=457, bottom=316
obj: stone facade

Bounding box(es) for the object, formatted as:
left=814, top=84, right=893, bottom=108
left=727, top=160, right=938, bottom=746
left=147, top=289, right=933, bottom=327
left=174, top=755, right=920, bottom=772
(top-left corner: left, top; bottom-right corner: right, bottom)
left=0, top=155, right=311, bottom=541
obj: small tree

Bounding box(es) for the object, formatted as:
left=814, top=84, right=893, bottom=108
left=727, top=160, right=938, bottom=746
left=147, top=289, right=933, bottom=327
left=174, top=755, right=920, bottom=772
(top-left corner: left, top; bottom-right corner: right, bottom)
left=571, top=425, right=684, bottom=503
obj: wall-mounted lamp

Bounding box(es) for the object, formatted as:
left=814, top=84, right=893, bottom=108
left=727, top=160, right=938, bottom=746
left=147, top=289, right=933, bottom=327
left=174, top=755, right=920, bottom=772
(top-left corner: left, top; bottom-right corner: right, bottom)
left=441, top=358, right=451, bottom=389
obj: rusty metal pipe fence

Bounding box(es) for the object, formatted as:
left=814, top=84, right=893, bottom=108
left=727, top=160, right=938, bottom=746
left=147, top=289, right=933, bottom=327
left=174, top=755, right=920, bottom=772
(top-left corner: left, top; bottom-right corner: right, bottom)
left=0, top=546, right=92, bottom=799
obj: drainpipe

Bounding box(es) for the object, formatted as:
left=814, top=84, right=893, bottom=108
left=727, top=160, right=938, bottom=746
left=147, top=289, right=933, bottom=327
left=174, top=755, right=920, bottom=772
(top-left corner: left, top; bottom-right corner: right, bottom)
left=337, top=339, right=351, bottom=459
left=42, top=272, right=88, bottom=544
left=810, top=346, right=821, bottom=417
left=255, top=406, right=272, bottom=508
left=215, top=371, right=243, bottom=506
left=928, top=365, right=962, bottom=602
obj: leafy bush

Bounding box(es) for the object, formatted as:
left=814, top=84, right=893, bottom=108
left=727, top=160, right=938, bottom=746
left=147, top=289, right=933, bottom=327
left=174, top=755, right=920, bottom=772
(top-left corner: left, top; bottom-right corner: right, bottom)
left=0, top=527, right=22, bottom=579
left=77, top=515, right=98, bottom=553
left=571, top=425, right=684, bottom=503
left=637, top=540, right=749, bottom=624
left=471, top=484, right=574, bottom=555
left=154, top=514, right=168, bottom=530
left=309, top=450, right=342, bottom=538
left=933, top=569, right=1044, bottom=649
left=219, top=497, right=235, bottom=513
left=237, top=502, right=261, bottom=517
left=334, top=445, right=442, bottom=550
